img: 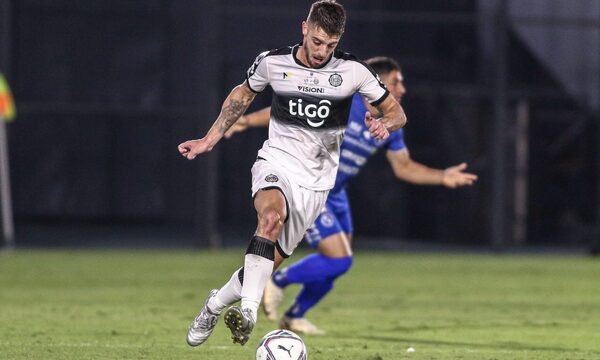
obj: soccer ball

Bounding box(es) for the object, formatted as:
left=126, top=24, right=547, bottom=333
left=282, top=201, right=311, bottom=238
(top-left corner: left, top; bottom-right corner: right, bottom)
left=256, top=329, right=308, bottom=360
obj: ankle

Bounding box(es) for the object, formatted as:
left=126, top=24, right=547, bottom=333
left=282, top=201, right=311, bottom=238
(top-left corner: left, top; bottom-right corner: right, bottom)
left=207, top=297, right=224, bottom=315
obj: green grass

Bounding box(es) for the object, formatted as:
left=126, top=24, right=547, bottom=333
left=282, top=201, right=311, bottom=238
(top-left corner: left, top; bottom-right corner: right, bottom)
left=1, top=249, right=599, bottom=359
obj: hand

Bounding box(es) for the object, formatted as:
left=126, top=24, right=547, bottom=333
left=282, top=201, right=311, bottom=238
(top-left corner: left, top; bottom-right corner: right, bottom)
left=364, top=111, right=389, bottom=140
left=177, top=138, right=214, bottom=160
left=442, top=163, right=478, bottom=188
left=224, top=115, right=249, bottom=139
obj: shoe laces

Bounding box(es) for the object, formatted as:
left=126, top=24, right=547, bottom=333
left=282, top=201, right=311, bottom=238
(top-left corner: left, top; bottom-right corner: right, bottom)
left=241, top=308, right=256, bottom=329
left=193, top=307, right=218, bottom=331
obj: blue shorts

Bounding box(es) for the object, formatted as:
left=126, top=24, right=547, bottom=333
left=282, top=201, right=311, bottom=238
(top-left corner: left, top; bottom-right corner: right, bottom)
left=304, top=189, right=353, bottom=248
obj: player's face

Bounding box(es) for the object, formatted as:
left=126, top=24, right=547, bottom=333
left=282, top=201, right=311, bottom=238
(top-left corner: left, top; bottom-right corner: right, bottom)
left=381, top=70, right=406, bottom=103
left=301, top=22, right=341, bottom=68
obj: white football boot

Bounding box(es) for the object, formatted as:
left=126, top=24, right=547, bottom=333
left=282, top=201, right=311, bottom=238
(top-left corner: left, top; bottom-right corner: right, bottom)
left=262, top=278, right=284, bottom=321
left=186, top=289, right=220, bottom=346
left=223, top=306, right=256, bottom=345
left=280, top=316, right=326, bottom=335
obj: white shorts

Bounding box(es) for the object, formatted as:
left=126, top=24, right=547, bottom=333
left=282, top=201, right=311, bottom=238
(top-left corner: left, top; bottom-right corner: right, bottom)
left=251, top=158, right=329, bottom=257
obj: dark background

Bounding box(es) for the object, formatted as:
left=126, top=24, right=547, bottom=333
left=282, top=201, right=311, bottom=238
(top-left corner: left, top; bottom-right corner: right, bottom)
left=0, top=0, right=598, bottom=249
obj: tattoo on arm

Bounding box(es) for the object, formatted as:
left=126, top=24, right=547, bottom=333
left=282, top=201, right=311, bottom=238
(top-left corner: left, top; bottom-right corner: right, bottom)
left=219, top=98, right=251, bottom=133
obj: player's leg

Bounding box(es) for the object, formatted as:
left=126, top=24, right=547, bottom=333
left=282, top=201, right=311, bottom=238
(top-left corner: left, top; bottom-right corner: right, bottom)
left=244, top=188, right=287, bottom=313
left=271, top=191, right=355, bottom=334
left=270, top=190, right=354, bottom=285
left=263, top=208, right=346, bottom=321
left=264, top=225, right=352, bottom=318
left=279, top=280, right=332, bottom=335
left=188, top=196, right=288, bottom=347
left=188, top=159, right=290, bottom=347
left=272, top=231, right=352, bottom=288
left=207, top=241, right=287, bottom=316
left=277, top=232, right=352, bottom=335
left=223, top=188, right=287, bottom=345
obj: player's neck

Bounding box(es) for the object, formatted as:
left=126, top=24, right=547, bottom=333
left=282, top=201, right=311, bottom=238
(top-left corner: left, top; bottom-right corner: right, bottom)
left=295, top=46, right=312, bottom=68
left=294, top=42, right=333, bottom=69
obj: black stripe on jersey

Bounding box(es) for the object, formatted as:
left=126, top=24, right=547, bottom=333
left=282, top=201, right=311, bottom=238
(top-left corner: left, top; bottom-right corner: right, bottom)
left=266, top=46, right=295, bottom=57
left=334, top=49, right=389, bottom=106
left=334, top=50, right=379, bottom=80
left=371, top=89, right=390, bottom=107
left=333, top=49, right=358, bottom=62
left=270, top=92, right=353, bottom=130
left=275, top=241, right=290, bottom=258
left=245, top=46, right=294, bottom=93
left=244, top=80, right=261, bottom=94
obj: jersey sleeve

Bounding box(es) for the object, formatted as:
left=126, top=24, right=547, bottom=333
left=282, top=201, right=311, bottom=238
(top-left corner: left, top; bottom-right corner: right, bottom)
left=385, top=128, right=407, bottom=152
left=355, top=62, right=389, bottom=107
left=245, top=50, right=270, bottom=93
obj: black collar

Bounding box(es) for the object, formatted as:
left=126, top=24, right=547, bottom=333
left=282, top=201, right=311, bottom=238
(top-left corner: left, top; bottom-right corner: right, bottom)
left=292, top=41, right=333, bottom=69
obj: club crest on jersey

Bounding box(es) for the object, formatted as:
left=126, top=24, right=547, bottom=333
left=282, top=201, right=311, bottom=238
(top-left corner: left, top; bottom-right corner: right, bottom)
left=329, top=73, right=343, bottom=87
left=320, top=212, right=335, bottom=227
left=265, top=174, right=279, bottom=183
left=283, top=72, right=291, bottom=79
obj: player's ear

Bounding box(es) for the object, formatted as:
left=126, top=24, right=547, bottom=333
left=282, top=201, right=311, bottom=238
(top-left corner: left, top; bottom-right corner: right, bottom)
left=301, top=21, right=308, bottom=36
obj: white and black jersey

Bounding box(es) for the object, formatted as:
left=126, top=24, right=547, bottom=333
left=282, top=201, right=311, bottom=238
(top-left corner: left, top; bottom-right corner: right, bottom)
left=246, top=43, right=389, bottom=191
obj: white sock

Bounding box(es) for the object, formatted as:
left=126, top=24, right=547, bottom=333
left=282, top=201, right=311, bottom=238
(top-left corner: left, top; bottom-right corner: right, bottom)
left=208, top=268, right=243, bottom=314
left=241, top=253, right=274, bottom=322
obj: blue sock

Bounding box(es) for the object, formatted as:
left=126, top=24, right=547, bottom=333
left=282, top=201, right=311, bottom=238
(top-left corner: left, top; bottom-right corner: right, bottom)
left=273, top=254, right=353, bottom=319
left=285, top=280, right=333, bottom=318
left=272, top=254, right=353, bottom=288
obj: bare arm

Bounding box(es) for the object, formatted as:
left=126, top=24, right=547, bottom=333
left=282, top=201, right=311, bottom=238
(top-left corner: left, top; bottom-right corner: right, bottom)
left=224, top=106, right=271, bottom=138
left=364, top=94, right=406, bottom=140
left=178, top=83, right=256, bottom=159
left=386, top=149, right=478, bottom=188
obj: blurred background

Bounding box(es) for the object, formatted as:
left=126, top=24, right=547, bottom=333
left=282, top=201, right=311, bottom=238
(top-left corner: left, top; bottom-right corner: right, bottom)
left=0, top=0, right=598, bottom=251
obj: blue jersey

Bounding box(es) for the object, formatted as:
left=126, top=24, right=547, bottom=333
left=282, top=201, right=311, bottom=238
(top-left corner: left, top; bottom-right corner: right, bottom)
left=332, top=93, right=406, bottom=194
left=305, top=93, right=406, bottom=245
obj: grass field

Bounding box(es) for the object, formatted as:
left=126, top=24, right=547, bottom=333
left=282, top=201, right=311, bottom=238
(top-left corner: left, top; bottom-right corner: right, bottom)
left=1, top=249, right=599, bottom=359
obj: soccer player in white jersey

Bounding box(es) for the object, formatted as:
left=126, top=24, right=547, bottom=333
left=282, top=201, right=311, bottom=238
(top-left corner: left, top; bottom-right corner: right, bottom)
left=178, top=1, right=406, bottom=347
left=226, top=56, right=478, bottom=335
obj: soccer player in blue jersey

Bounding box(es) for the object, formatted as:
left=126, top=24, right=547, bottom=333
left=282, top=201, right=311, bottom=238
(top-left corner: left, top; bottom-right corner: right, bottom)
left=226, top=56, right=477, bottom=335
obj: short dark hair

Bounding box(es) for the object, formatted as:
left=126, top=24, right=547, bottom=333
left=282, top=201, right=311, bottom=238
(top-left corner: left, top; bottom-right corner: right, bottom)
left=307, top=1, right=346, bottom=36
left=365, top=56, right=401, bottom=76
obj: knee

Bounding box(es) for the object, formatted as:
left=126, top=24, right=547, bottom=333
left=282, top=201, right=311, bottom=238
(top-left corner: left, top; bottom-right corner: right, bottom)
left=257, top=208, right=284, bottom=239
left=338, top=255, right=353, bottom=275
left=328, top=255, right=353, bottom=278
